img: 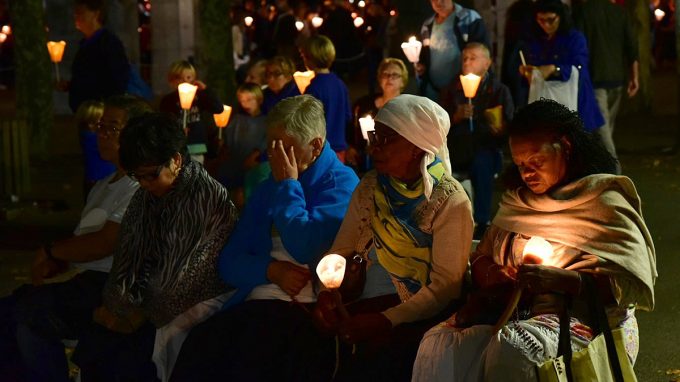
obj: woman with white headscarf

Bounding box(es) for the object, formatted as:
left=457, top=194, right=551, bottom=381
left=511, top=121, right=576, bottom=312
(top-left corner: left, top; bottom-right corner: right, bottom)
left=313, top=94, right=473, bottom=381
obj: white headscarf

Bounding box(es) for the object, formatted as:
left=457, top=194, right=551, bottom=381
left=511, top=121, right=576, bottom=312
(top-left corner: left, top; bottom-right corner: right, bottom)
left=374, top=94, right=451, bottom=200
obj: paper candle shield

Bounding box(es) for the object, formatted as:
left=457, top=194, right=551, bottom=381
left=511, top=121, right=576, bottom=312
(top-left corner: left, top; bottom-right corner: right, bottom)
left=316, top=254, right=347, bottom=289
left=460, top=73, right=481, bottom=98
left=244, top=16, right=254, bottom=27
left=47, top=41, right=66, bottom=63
left=178, top=82, right=198, bottom=110
left=400, top=36, right=422, bottom=64
left=293, top=70, right=315, bottom=94
left=213, top=105, right=232, bottom=128
left=312, top=16, right=323, bottom=28
left=359, top=115, right=375, bottom=141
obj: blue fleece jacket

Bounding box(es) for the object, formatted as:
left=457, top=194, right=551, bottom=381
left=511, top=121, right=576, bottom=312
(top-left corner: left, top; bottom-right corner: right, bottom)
left=218, top=142, right=359, bottom=308
left=305, top=73, right=352, bottom=152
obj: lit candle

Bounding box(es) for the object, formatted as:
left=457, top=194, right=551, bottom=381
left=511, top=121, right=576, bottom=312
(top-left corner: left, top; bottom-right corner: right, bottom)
left=522, top=236, right=556, bottom=267
left=244, top=16, right=254, bottom=27
left=389, top=9, right=397, bottom=17
left=351, top=12, right=358, bottom=19
left=0, top=33, right=6, bottom=43
left=353, top=17, right=364, bottom=28
left=293, top=70, right=315, bottom=94
left=178, top=82, right=198, bottom=132
left=316, top=254, right=347, bottom=289
left=47, top=41, right=66, bottom=63
left=47, top=41, right=67, bottom=82
left=654, top=8, right=665, bottom=21
left=295, top=20, right=304, bottom=31
left=400, top=36, right=422, bottom=64
left=358, top=0, right=366, bottom=7
left=460, top=73, right=482, bottom=132
left=213, top=105, right=233, bottom=140
left=311, top=16, right=324, bottom=28
left=1, top=25, right=10, bottom=35
left=358, top=115, right=375, bottom=141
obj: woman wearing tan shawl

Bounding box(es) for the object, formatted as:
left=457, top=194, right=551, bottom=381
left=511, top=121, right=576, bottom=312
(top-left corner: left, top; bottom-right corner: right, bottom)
left=413, top=99, right=657, bottom=381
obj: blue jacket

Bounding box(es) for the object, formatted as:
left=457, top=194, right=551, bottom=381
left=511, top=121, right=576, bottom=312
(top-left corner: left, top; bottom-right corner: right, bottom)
left=305, top=73, right=352, bottom=152
left=218, top=142, right=359, bottom=307
left=525, top=29, right=604, bottom=131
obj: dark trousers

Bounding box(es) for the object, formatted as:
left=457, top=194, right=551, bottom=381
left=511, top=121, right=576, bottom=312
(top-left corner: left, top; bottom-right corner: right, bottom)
left=2, top=270, right=108, bottom=382
left=469, top=148, right=503, bottom=225
left=171, top=299, right=335, bottom=382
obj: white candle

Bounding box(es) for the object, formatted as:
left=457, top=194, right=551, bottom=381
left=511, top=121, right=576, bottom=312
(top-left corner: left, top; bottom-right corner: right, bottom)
left=654, top=8, right=665, bottom=21
left=293, top=70, right=315, bottom=94
left=177, top=82, right=198, bottom=110
left=358, top=115, right=375, bottom=141
left=311, top=16, right=323, bottom=28
left=295, top=20, right=304, bottom=31
left=353, top=17, right=364, bottom=28
left=244, top=16, right=254, bottom=27
left=522, top=236, right=556, bottom=266
left=400, top=36, right=422, bottom=64
left=316, top=254, right=347, bottom=289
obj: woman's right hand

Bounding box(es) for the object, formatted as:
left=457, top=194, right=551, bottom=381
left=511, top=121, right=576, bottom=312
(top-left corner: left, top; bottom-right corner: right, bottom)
left=471, top=255, right=516, bottom=288
left=312, top=290, right=340, bottom=335
left=519, top=65, right=536, bottom=81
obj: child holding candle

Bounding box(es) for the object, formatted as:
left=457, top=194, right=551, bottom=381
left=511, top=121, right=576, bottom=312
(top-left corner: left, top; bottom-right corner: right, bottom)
left=439, top=42, right=514, bottom=240
left=215, top=82, right=268, bottom=209
left=159, top=60, right=223, bottom=164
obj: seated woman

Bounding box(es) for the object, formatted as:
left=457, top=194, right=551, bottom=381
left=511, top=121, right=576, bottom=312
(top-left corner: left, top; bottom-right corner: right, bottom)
left=72, top=113, right=237, bottom=381
left=412, top=99, right=657, bottom=381
left=170, top=95, right=359, bottom=381
left=314, top=94, right=474, bottom=381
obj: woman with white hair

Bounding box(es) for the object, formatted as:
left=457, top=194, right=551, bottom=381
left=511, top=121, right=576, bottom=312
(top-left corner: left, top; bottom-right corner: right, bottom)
left=169, top=95, right=359, bottom=381
left=314, top=94, right=474, bottom=380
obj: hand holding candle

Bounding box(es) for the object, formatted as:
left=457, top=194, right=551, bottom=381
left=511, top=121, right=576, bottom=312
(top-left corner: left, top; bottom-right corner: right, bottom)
left=493, top=236, right=555, bottom=333
left=460, top=73, right=481, bottom=132
left=316, top=254, right=349, bottom=319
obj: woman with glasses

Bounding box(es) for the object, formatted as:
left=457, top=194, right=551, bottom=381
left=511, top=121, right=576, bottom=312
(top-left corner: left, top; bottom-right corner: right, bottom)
left=519, top=0, right=604, bottom=133
left=347, top=57, right=408, bottom=173
left=73, top=113, right=238, bottom=381
left=313, top=94, right=474, bottom=380
left=262, top=55, right=301, bottom=114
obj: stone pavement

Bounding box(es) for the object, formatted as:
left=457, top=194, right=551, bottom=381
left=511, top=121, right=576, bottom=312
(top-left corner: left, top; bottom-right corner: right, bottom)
left=1, top=70, right=679, bottom=380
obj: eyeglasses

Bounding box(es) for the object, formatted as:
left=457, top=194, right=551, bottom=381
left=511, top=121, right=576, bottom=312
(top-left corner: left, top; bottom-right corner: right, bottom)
left=127, top=164, right=165, bottom=182
left=367, top=130, right=400, bottom=147
left=97, top=122, right=123, bottom=137
left=536, top=15, right=559, bottom=25
left=380, top=72, right=402, bottom=80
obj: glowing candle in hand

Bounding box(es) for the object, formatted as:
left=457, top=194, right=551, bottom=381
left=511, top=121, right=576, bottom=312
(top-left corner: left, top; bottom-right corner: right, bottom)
left=522, top=236, right=555, bottom=266
left=213, top=105, right=232, bottom=140
left=316, top=254, right=347, bottom=289
left=311, top=16, right=323, bottom=28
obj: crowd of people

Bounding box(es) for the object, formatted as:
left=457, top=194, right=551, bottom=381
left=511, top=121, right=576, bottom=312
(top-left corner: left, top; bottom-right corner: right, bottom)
left=0, top=0, right=658, bottom=381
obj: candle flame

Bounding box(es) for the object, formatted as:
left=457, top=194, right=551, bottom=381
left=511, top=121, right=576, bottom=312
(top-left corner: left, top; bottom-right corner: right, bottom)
left=654, top=8, right=665, bottom=21
left=353, top=17, right=364, bottom=28
left=312, top=16, right=324, bottom=28
left=316, top=254, right=347, bottom=289
left=295, top=21, right=304, bottom=31
left=244, top=16, right=254, bottom=27
left=522, top=236, right=555, bottom=266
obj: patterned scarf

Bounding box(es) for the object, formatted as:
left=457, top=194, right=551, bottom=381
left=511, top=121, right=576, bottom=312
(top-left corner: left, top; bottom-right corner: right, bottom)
left=372, top=160, right=446, bottom=295
left=104, top=160, right=237, bottom=327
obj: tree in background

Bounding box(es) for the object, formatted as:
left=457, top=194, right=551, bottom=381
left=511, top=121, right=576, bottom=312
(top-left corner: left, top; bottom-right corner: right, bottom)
left=197, top=0, right=236, bottom=107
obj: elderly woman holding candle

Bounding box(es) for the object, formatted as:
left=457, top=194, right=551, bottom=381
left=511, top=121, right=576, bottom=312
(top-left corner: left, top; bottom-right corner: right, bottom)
left=314, top=94, right=474, bottom=380
left=412, top=99, right=657, bottom=381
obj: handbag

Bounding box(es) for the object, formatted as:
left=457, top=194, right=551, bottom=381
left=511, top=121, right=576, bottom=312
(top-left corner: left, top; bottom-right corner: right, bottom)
left=536, top=275, right=637, bottom=382
left=528, top=65, right=579, bottom=112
